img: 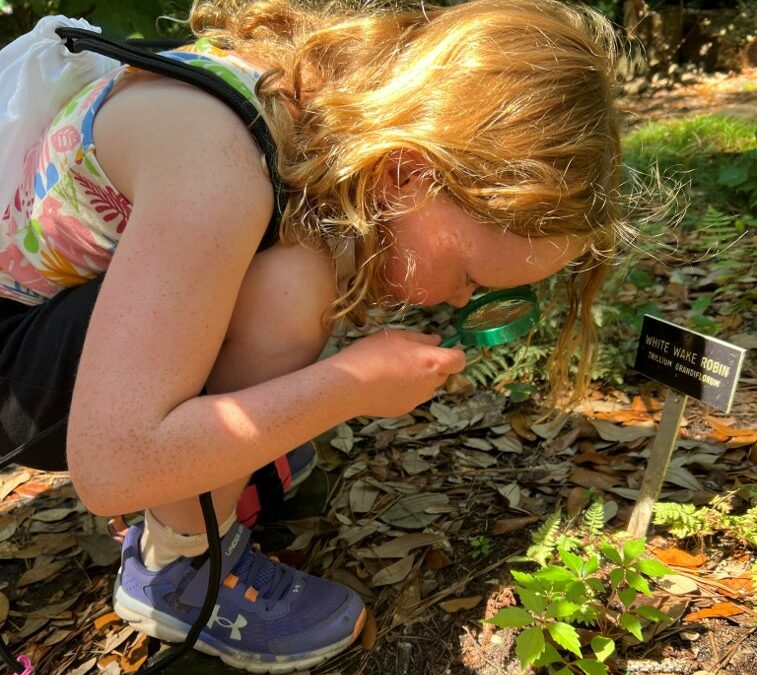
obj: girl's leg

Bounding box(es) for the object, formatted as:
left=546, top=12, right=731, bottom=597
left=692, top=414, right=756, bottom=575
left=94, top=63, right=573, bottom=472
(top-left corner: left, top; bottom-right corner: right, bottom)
left=115, top=248, right=363, bottom=668
left=144, top=243, right=334, bottom=537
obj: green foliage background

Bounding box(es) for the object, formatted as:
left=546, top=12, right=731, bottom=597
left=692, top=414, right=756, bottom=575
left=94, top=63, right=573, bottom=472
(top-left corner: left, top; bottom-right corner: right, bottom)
left=0, top=0, right=193, bottom=43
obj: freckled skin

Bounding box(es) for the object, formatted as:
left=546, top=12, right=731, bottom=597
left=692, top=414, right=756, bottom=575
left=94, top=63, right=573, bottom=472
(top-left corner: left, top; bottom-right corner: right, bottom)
left=385, top=179, right=585, bottom=307
left=67, top=76, right=573, bottom=533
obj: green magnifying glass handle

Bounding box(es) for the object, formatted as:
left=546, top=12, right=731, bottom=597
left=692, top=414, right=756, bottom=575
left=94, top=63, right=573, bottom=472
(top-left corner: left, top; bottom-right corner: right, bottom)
left=440, top=335, right=461, bottom=348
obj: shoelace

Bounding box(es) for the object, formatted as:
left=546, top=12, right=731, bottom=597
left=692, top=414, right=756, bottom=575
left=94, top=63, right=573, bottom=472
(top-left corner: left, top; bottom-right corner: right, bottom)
left=232, top=546, right=294, bottom=611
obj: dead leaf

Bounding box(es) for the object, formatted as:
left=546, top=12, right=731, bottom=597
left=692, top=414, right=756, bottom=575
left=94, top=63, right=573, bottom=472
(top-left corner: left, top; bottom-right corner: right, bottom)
left=362, top=533, right=447, bottom=559
left=490, top=434, right=523, bottom=454
left=96, top=654, right=120, bottom=674
left=121, top=633, right=150, bottom=673
left=17, top=560, right=66, bottom=587
left=455, top=449, right=497, bottom=468
left=330, top=568, right=376, bottom=601
left=393, top=573, right=422, bottom=625
left=28, top=595, right=80, bottom=619
left=101, top=624, right=136, bottom=653
left=496, top=483, right=520, bottom=509
left=0, top=470, right=31, bottom=501
left=350, top=480, right=381, bottom=514
left=361, top=608, right=378, bottom=650
left=588, top=419, right=656, bottom=443
left=0, top=591, right=8, bottom=624
left=330, top=423, right=355, bottom=454
left=16, top=616, right=48, bottom=640
left=509, top=411, right=537, bottom=441
left=566, top=487, right=591, bottom=517
left=67, top=657, right=97, bottom=675
left=31, top=507, right=77, bottom=522
left=94, top=611, right=123, bottom=633
left=76, top=534, right=122, bottom=567
left=492, top=515, right=539, bottom=535
left=0, top=515, right=17, bottom=543
left=684, top=602, right=746, bottom=622
left=664, top=466, right=702, bottom=491
left=705, top=417, right=756, bottom=438
left=631, top=396, right=664, bottom=413
left=444, top=373, right=475, bottom=396
left=401, top=450, right=432, bottom=475
left=430, top=401, right=460, bottom=427
left=37, top=532, right=78, bottom=555
left=42, top=628, right=73, bottom=646
left=372, top=555, right=415, bottom=586
left=11, top=480, right=51, bottom=500
left=569, top=467, right=621, bottom=491
left=424, top=549, right=451, bottom=569
left=439, top=596, right=482, bottom=613
left=379, top=493, right=449, bottom=529
left=659, top=574, right=699, bottom=595
left=717, top=574, right=755, bottom=599
left=654, top=548, right=707, bottom=568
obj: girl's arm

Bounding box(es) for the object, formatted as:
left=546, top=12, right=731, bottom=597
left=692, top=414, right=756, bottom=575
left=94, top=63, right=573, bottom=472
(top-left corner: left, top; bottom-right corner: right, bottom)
left=67, top=80, right=464, bottom=516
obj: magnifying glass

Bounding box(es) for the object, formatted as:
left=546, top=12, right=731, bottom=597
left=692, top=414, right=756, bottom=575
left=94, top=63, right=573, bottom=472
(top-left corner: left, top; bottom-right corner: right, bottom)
left=440, top=286, right=540, bottom=348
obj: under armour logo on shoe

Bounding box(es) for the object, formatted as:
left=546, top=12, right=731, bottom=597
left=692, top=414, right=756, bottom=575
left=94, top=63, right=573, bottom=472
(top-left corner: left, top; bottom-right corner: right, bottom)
left=207, top=604, right=247, bottom=640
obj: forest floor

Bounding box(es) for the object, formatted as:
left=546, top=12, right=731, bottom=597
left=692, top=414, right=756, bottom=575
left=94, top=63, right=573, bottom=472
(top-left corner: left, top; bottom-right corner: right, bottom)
left=0, top=69, right=755, bottom=675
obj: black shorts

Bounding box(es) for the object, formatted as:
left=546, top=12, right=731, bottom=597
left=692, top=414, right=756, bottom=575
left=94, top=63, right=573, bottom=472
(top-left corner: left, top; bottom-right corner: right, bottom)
left=0, top=276, right=103, bottom=471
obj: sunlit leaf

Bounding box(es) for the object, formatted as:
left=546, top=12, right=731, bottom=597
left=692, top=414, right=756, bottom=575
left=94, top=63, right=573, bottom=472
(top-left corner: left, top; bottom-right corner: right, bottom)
left=547, top=621, right=582, bottom=657
left=622, top=538, right=646, bottom=562
left=620, top=612, right=643, bottom=641
left=635, top=559, right=673, bottom=577
left=516, top=626, right=546, bottom=667
left=591, top=635, right=616, bottom=662
left=486, top=606, right=533, bottom=629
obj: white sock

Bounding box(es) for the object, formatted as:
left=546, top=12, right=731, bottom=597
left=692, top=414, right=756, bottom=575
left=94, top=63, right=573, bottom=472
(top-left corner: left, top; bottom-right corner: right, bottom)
left=139, top=508, right=238, bottom=572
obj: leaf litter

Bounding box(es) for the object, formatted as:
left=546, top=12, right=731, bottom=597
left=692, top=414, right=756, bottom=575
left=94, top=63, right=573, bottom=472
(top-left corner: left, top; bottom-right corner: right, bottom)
left=1, top=375, right=752, bottom=675
left=2, top=81, right=756, bottom=672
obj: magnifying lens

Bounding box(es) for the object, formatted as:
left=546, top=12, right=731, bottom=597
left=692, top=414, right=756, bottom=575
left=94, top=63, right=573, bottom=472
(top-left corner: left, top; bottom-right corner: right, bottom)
left=440, top=286, right=540, bottom=348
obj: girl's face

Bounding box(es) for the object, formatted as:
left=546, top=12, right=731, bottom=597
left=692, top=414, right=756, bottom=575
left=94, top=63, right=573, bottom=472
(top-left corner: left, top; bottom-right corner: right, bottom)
left=384, top=184, right=586, bottom=308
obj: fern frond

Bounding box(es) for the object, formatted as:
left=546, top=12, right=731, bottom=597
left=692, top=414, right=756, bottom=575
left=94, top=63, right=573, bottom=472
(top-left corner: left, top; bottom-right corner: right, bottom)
left=532, top=510, right=562, bottom=547
left=652, top=502, right=703, bottom=539
left=583, top=500, right=606, bottom=539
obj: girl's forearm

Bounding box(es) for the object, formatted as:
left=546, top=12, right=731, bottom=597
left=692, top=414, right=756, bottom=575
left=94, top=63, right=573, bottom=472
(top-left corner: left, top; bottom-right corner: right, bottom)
left=70, top=356, right=361, bottom=515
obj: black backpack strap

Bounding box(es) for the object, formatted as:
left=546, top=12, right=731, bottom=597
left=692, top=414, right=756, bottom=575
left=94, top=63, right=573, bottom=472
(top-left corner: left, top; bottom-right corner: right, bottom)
left=55, top=27, right=284, bottom=251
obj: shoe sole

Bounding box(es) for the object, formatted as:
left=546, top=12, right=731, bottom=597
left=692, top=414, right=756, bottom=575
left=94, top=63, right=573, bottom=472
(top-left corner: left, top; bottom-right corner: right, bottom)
left=113, top=575, right=366, bottom=673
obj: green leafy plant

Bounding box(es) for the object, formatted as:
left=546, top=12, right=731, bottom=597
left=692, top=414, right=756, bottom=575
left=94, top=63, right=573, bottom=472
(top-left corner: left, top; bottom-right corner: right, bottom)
left=469, top=534, right=492, bottom=560
left=653, top=490, right=757, bottom=548
left=488, top=505, right=673, bottom=673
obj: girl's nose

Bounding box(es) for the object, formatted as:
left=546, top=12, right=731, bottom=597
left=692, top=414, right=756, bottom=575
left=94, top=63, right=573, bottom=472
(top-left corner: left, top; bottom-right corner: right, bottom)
left=449, top=283, right=477, bottom=308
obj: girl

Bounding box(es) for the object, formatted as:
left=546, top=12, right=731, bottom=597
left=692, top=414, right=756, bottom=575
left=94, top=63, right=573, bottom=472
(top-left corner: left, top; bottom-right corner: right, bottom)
left=0, top=0, right=625, bottom=670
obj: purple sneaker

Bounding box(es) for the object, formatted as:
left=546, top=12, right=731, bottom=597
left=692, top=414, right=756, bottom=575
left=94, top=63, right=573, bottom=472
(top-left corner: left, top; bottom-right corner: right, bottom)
left=113, top=521, right=366, bottom=673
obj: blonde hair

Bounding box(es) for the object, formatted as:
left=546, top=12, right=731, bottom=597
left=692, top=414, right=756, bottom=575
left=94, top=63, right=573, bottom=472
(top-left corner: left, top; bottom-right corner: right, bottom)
left=189, top=0, right=628, bottom=405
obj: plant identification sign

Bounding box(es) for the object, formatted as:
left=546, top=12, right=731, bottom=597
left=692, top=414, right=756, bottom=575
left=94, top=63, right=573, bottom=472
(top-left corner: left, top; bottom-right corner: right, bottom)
left=634, top=315, right=746, bottom=413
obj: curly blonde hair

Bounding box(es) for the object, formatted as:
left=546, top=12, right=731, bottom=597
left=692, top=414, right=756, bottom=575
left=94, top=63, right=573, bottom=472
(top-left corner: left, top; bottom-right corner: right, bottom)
left=189, top=0, right=629, bottom=404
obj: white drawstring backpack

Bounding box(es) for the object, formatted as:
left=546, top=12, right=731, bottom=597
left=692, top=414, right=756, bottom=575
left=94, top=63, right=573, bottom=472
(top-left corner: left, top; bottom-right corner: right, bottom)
left=0, top=15, right=119, bottom=212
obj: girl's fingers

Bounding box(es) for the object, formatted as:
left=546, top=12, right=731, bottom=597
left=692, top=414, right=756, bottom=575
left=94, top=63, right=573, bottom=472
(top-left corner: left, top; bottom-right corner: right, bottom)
left=437, top=345, right=467, bottom=373
left=403, top=331, right=442, bottom=345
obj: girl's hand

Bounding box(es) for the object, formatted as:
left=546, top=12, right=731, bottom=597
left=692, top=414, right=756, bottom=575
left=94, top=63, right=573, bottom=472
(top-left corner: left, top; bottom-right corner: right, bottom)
left=332, top=329, right=467, bottom=418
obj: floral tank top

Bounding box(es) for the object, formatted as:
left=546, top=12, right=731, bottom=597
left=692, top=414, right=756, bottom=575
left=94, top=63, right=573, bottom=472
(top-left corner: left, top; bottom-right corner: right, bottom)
left=0, top=39, right=264, bottom=305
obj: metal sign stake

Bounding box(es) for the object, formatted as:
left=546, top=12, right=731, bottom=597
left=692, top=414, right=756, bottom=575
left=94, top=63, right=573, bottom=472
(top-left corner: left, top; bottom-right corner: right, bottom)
left=626, top=390, right=688, bottom=538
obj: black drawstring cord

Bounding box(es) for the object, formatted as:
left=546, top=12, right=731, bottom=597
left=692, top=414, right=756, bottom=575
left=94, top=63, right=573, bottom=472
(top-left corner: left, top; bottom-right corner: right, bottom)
left=0, top=641, right=26, bottom=674
left=138, top=492, right=221, bottom=673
